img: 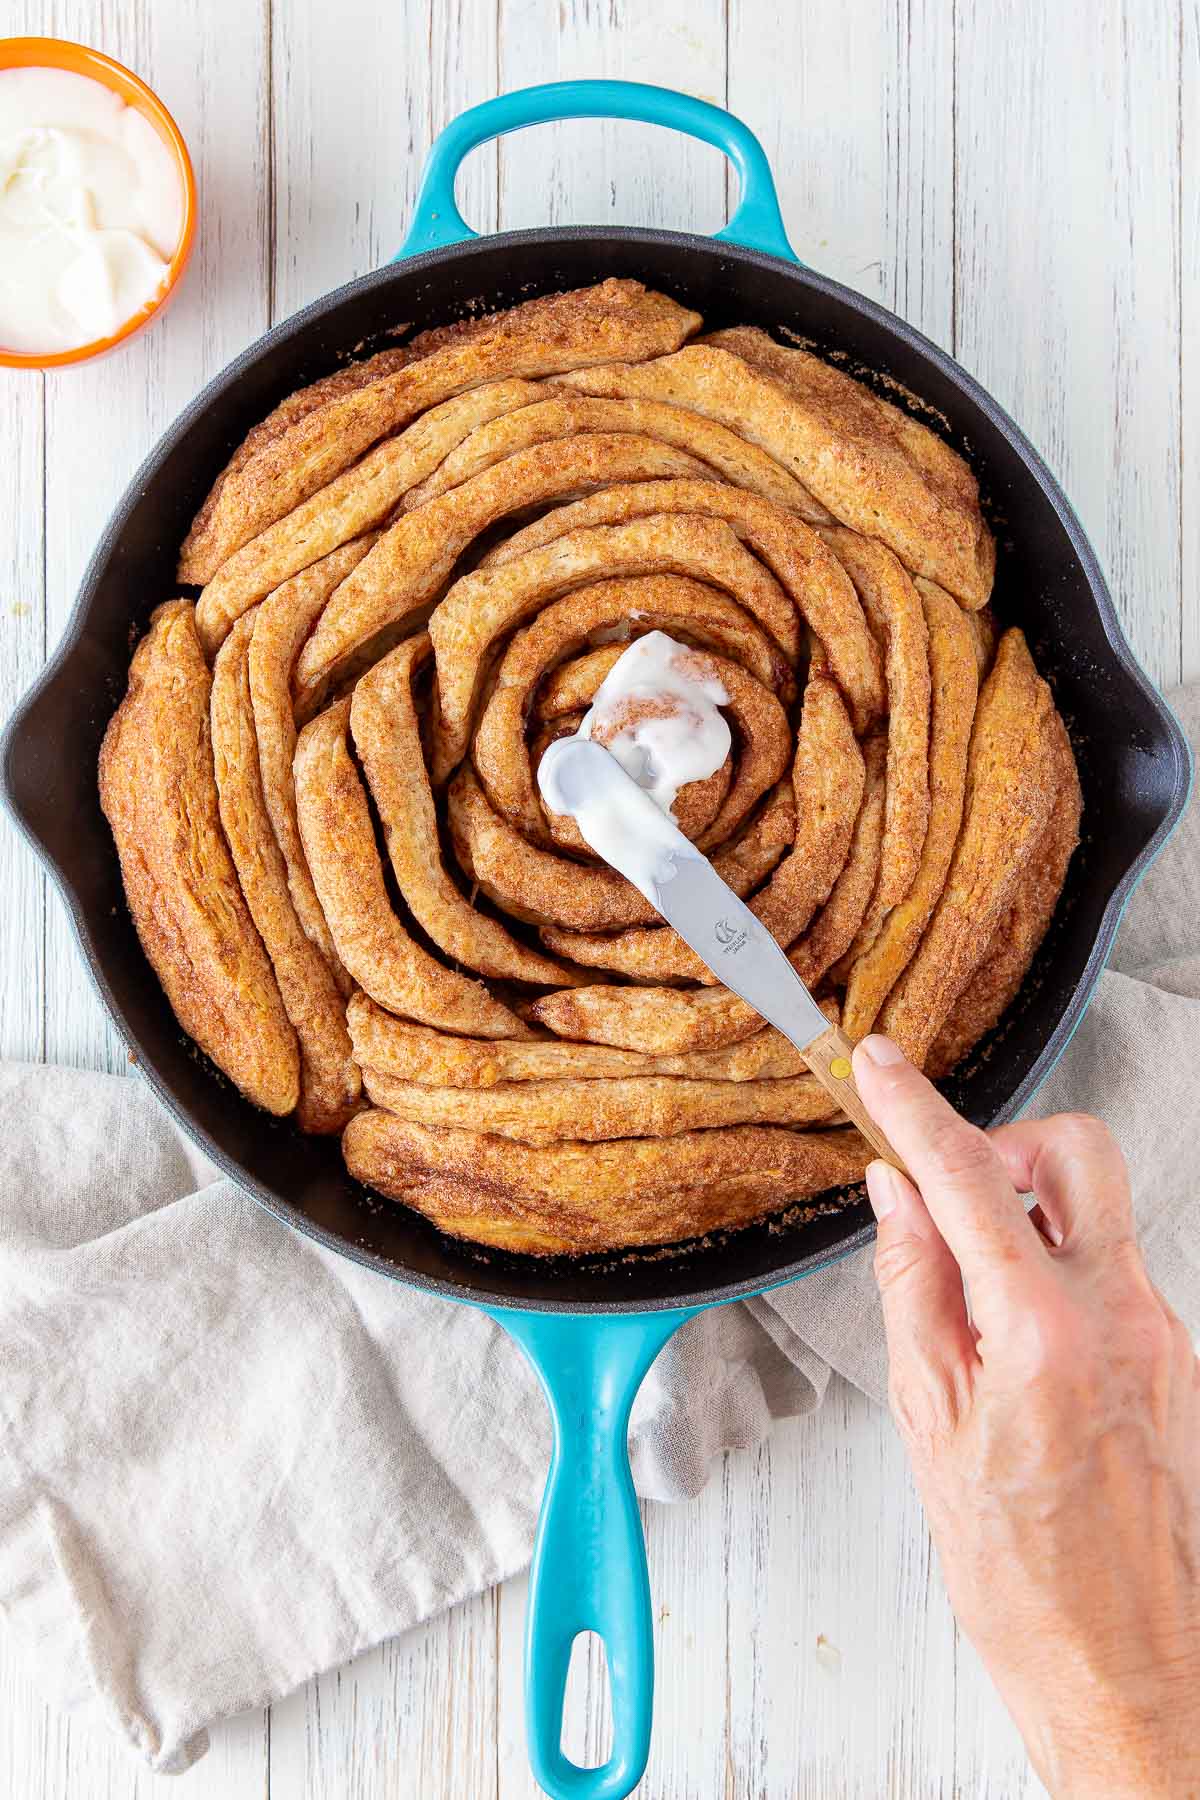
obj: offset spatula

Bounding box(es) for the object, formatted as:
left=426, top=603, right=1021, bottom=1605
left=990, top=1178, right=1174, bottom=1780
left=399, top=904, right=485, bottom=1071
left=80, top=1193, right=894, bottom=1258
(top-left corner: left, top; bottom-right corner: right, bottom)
left=540, top=737, right=908, bottom=1175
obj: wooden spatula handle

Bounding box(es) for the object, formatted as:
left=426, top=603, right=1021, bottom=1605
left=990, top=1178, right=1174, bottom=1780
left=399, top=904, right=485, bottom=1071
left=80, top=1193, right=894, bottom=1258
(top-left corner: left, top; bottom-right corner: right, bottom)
left=803, top=1024, right=910, bottom=1178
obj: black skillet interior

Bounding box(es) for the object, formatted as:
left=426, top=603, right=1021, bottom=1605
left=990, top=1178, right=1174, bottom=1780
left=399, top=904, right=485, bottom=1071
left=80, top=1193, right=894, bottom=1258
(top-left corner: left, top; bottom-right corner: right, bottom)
left=2, top=228, right=1190, bottom=1312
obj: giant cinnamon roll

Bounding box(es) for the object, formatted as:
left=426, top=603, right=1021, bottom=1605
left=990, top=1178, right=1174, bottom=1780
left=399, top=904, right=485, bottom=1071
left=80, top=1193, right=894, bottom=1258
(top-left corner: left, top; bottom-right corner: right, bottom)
left=100, top=280, right=1079, bottom=1254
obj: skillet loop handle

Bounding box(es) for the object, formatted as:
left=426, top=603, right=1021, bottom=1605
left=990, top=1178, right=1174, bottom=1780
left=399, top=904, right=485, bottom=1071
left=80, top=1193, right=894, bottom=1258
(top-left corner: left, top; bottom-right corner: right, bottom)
left=486, top=1305, right=697, bottom=1800
left=396, top=79, right=797, bottom=263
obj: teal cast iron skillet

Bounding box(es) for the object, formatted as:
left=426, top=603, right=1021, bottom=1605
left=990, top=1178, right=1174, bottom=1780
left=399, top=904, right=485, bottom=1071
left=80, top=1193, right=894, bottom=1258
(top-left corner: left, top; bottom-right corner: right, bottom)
left=2, top=81, right=1191, bottom=1800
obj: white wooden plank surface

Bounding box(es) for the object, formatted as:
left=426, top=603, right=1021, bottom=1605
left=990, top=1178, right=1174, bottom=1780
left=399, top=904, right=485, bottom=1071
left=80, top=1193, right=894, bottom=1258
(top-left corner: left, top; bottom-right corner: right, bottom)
left=269, top=1589, right=499, bottom=1800
left=955, top=0, right=1183, bottom=692
left=272, top=0, right=500, bottom=314
left=0, top=357, right=44, bottom=1064
left=0, top=1, right=1192, bottom=1796
left=725, top=0, right=956, bottom=352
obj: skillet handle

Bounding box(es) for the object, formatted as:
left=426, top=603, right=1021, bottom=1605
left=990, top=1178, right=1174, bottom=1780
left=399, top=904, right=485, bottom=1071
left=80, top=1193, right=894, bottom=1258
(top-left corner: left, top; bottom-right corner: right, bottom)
left=486, top=1304, right=697, bottom=1800
left=396, top=80, right=797, bottom=263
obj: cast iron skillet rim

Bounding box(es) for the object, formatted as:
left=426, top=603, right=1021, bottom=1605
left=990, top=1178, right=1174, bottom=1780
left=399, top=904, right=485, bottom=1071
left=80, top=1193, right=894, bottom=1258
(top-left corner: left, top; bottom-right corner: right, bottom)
left=1, top=225, right=1190, bottom=1314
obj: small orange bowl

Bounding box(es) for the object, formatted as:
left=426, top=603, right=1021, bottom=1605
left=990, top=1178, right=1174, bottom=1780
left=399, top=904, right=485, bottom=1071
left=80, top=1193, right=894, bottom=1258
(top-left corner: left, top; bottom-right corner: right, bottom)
left=0, top=38, right=196, bottom=370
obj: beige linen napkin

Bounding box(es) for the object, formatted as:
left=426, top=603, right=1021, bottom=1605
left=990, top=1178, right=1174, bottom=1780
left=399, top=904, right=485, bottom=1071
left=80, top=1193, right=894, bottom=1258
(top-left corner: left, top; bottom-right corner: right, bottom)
left=0, top=688, right=1196, bottom=1774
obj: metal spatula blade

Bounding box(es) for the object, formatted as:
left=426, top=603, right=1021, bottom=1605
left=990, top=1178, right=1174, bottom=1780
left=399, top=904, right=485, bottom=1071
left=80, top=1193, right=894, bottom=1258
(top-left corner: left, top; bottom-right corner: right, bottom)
left=542, top=737, right=907, bottom=1174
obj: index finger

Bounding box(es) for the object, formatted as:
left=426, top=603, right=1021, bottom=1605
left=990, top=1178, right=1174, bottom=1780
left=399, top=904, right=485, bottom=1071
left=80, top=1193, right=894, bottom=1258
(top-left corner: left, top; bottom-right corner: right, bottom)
left=851, top=1035, right=1049, bottom=1313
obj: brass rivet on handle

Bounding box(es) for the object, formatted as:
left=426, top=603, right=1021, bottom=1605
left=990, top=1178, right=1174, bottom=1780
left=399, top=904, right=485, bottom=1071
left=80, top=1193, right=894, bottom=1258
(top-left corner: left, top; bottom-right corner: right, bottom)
left=829, top=1056, right=852, bottom=1079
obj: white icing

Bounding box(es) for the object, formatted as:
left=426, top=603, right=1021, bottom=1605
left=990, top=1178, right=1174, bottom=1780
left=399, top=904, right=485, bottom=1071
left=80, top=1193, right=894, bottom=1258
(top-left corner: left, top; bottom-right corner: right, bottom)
left=538, top=630, right=733, bottom=898
left=537, top=736, right=700, bottom=902
left=0, top=67, right=184, bottom=353
left=575, top=629, right=729, bottom=816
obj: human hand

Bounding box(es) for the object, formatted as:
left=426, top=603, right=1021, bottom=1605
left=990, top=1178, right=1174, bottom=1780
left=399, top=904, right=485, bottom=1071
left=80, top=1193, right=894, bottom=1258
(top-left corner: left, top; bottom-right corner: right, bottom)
left=852, top=1034, right=1200, bottom=1800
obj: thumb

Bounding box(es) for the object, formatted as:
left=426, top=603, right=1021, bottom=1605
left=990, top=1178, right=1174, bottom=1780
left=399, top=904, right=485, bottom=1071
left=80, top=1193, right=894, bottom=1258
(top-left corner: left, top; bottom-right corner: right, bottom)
left=867, top=1160, right=977, bottom=1429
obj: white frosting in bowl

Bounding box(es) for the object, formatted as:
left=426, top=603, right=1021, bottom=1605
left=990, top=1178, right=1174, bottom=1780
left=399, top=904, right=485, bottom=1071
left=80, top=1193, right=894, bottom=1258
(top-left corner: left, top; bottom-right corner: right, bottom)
left=0, top=65, right=184, bottom=353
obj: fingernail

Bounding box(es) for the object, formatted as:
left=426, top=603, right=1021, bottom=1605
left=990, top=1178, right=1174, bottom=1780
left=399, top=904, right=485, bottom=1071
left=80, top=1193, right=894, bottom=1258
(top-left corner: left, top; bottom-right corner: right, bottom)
left=866, top=1160, right=904, bottom=1221
left=856, top=1034, right=906, bottom=1068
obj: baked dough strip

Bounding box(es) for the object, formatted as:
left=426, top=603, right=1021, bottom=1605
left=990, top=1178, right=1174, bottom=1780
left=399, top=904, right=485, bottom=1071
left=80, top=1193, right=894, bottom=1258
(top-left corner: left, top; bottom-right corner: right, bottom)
left=820, top=528, right=931, bottom=969
left=212, top=612, right=360, bottom=1132
left=181, top=279, right=702, bottom=580
left=361, top=1066, right=836, bottom=1143
left=346, top=992, right=809, bottom=1084
left=342, top=1113, right=871, bottom=1252
left=195, top=379, right=548, bottom=652
left=482, top=477, right=885, bottom=730
left=877, top=627, right=1060, bottom=1065
left=405, top=391, right=822, bottom=515
left=179, top=345, right=417, bottom=582
left=248, top=533, right=376, bottom=985
left=293, top=699, right=527, bottom=1038
left=349, top=634, right=586, bottom=986
left=99, top=601, right=299, bottom=1115
left=554, top=333, right=993, bottom=608
left=840, top=581, right=979, bottom=1039
left=927, top=709, right=1081, bottom=1076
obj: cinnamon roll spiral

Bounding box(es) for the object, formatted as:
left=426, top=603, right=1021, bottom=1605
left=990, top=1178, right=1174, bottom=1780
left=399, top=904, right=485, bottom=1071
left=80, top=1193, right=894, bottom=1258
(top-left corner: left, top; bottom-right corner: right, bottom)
left=100, top=280, right=1079, bottom=1255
